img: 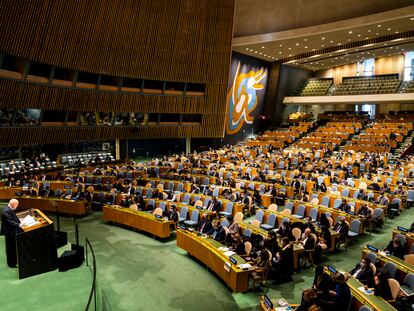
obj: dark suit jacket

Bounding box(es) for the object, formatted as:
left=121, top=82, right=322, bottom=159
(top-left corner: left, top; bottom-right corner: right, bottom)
left=169, top=211, right=179, bottom=223
left=350, top=264, right=374, bottom=287
left=197, top=220, right=212, bottom=234
left=302, top=235, right=316, bottom=250
left=208, top=226, right=225, bottom=241
left=333, top=222, right=349, bottom=238
left=384, top=241, right=406, bottom=259
left=1, top=205, right=22, bottom=236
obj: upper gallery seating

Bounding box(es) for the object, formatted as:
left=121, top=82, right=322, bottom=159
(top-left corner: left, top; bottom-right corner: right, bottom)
left=318, top=112, right=369, bottom=122
left=332, top=74, right=401, bottom=95
left=398, top=80, right=414, bottom=93
left=0, top=156, right=56, bottom=177
left=58, top=152, right=115, bottom=167
left=293, top=79, right=333, bottom=96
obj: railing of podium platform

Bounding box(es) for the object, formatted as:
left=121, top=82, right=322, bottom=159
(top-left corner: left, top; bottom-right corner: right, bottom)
left=85, top=237, right=97, bottom=311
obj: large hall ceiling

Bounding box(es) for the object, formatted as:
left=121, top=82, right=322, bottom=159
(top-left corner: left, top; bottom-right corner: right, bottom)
left=233, top=3, right=414, bottom=71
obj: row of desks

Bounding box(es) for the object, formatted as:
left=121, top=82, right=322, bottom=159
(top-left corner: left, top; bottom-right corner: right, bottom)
left=102, top=205, right=174, bottom=239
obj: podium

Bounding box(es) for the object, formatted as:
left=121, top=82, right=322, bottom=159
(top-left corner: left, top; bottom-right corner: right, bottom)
left=16, top=209, right=58, bottom=279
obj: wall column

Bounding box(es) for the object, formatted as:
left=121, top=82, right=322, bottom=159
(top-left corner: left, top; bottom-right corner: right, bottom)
left=115, top=139, right=121, bottom=160
left=186, top=137, right=191, bottom=155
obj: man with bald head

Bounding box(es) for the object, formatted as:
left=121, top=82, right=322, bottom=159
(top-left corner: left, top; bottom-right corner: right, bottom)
left=1, top=199, right=23, bottom=268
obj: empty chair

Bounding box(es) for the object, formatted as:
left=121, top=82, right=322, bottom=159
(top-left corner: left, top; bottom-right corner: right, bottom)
left=243, top=228, right=252, bottom=238
left=178, top=207, right=188, bottom=223
left=158, top=201, right=166, bottom=212
left=321, top=196, right=330, bottom=207
left=220, top=202, right=233, bottom=218
left=309, top=208, right=318, bottom=222
left=182, top=193, right=191, bottom=204
left=382, top=262, right=397, bottom=278
left=184, top=210, right=199, bottom=227
left=267, top=204, right=277, bottom=212
left=167, top=182, right=174, bottom=191
left=348, top=180, right=355, bottom=187
left=251, top=219, right=261, bottom=228
left=403, top=273, right=414, bottom=292
left=260, top=213, right=277, bottom=231
left=353, top=190, right=360, bottom=199
left=281, top=208, right=291, bottom=216
left=341, top=188, right=349, bottom=197
left=333, top=198, right=342, bottom=209
left=285, top=201, right=294, bottom=212
left=248, top=183, right=255, bottom=190
left=212, top=188, right=219, bottom=197
left=310, top=193, right=319, bottom=201
left=348, top=219, right=361, bottom=239
left=388, top=278, right=400, bottom=300
left=233, top=212, right=244, bottom=223
left=310, top=198, right=319, bottom=205
left=254, top=210, right=264, bottom=223
left=365, top=252, right=377, bottom=265
left=292, top=205, right=305, bottom=219
left=177, top=183, right=184, bottom=192
left=407, top=190, right=414, bottom=208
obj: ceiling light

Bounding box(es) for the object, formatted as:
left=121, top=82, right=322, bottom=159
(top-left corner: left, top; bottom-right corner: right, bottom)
left=255, top=51, right=257, bottom=53
left=387, top=28, right=391, bottom=31
left=321, top=44, right=324, bottom=47
left=358, top=34, right=361, bottom=37
left=304, top=38, right=308, bottom=41
left=272, top=57, right=275, bottom=59
left=262, top=46, right=265, bottom=49
left=377, top=24, right=381, bottom=27
left=264, top=54, right=267, bottom=56
left=250, top=49, right=253, bottom=51
left=330, top=40, right=334, bottom=43
left=321, top=37, right=325, bottom=40
left=348, top=31, right=353, bottom=34
left=279, top=44, right=283, bottom=47
left=312, top=49, right=316, bottom=51
left=395, top=31, right=399, bottom=34
left=348, top=39, right=351, bottom=41
left=259, top=52, right=262, bottom=55
left=367, top=30, right=371, bottom=32
left=245, top=48, right=249, bottom=50
left=296, top=43, right=299, bottom=46
left=411, top=17, right=414, bottom=20
left=305, top=46, right=308, bottom=48
left=329, top=54, right=332, bottom=56
left=288, top=47, right=291, bottom=50
left=289, top=54, right=292, bottom=57
left=279, top=51, right=282, bottom=54
left=356, top=49, right=359, bottom=51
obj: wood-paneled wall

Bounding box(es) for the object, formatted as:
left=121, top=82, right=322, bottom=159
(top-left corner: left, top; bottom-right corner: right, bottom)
left=0, top=122, right=226, bottom=147
left=0, top=0, right=234, bottom=83
left=374, top=54, right=404, bottom=77
left=0, top=0, right=236, bottom=144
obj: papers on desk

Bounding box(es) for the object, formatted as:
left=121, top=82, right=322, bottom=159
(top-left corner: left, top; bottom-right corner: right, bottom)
left=21, top=215, right=38, bottom=227
left=237, top=263, right=251, bottom=269
left=223, top=250, right=236, bottom=257
left=379, top=251, right=388, bottom=256
left=218, top=247, right=229, bottom=252
left=358, top=286, right=373, bottom=295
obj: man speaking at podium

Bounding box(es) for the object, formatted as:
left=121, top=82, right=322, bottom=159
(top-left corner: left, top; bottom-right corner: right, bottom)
left=1, top=199, right=23, bottom=268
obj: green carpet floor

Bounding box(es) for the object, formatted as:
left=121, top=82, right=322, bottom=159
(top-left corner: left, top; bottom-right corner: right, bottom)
left=1, top=205, right=413, bottom=311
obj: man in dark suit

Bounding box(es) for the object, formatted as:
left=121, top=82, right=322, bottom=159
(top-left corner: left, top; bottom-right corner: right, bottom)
left=207, top=197, right=221, bottom=213
left=338, top=199, right=351, bottom=213
left=333, top=216, right=349, bottom=249
left=1, top=199, right=23, bottom=268
left=197, top=214, right=212, bottom=234
left=207, top=220, right=225, bottom=242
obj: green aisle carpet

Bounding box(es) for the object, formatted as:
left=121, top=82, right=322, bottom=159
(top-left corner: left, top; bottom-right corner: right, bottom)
left=1, top=204, right=413, bottom=311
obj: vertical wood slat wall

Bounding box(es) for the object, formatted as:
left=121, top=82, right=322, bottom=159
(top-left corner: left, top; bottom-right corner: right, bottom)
left=0, top=0, right=235, bottom=145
